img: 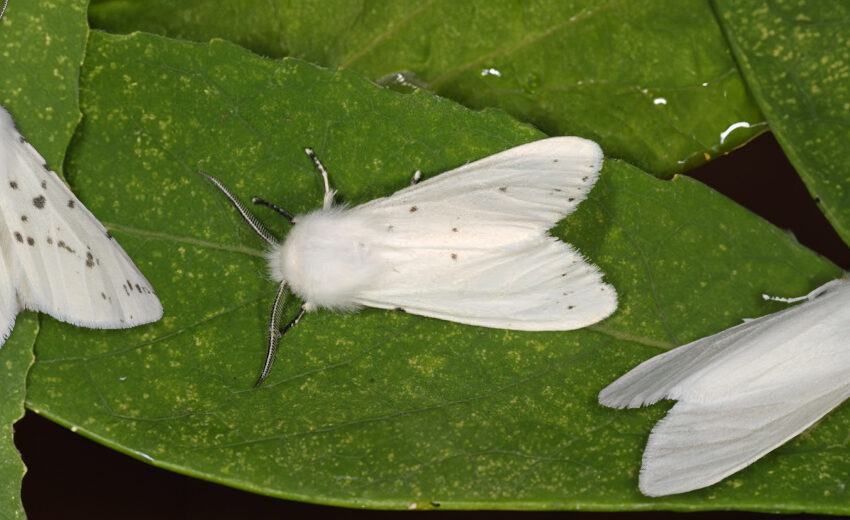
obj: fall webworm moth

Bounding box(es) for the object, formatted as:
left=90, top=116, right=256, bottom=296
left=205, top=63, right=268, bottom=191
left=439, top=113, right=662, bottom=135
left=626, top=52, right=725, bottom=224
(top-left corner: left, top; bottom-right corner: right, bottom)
left=600, top=277, right=850, bottom=496
left=201, top=137, right=617, bottom=386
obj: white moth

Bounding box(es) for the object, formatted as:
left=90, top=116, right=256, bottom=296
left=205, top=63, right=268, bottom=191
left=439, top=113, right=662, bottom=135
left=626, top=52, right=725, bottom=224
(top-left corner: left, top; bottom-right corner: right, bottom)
left=200, top=136, right=617, bottom=386
left=599, top=277, right=850, bottom=496
left=0, top=104, right=162, bottom=346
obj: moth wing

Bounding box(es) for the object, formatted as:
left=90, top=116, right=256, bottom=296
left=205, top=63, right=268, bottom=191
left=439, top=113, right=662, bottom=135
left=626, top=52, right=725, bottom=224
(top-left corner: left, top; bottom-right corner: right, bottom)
left=350, top=136, right=615, bottom=330
left=357, top=136, right=604, bottom=240
left=638, top=380, right=850, bottom=496
left=0, top=107, right=162, bottom=329
left=599, top=279, right=850, bottom=496
left=598, top=317, right=766, bottom=409
left=355, top=237, right=616, bottom=330
left=0, top=252, right=18, bottom=344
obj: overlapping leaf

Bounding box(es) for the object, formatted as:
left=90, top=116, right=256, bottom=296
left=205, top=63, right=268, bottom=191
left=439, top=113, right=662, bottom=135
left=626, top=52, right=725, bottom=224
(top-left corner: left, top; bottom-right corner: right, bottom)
left=23, top=31, right=844, bottom=512
left=714, top=0, right=850, bottom=247
left=87, top=0, right=766, bottom=176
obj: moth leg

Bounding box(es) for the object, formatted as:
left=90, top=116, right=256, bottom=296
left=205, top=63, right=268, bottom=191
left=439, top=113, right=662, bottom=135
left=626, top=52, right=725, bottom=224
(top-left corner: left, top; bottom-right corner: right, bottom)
left=251, top=196, right=295, bottom=224
left=304, top=148, right=336, bottom=209
left=410, top=170, right=422, bottom=186
left=198, top=171, right=279, bottom=246
left=254, top=282, right=307, bottom=387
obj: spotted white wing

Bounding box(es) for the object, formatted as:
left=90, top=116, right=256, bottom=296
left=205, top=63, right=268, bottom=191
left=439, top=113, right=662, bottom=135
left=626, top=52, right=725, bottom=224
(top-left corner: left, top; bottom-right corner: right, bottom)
left=599, top=278, right=850, bottom=496
left=0, top=105, right=162, bottom=345
left=350, top=136, right=616, bottom=330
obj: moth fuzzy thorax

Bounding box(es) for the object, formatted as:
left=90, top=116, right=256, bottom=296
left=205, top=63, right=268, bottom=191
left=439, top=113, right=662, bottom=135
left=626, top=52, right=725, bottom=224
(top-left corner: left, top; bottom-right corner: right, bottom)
left=268, top=207, right=383, bottom=312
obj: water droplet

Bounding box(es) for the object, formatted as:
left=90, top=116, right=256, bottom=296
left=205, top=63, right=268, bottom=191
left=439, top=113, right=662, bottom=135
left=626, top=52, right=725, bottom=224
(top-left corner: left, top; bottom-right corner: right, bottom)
left=720, top=121, right=752, bottom=143
left=375, top=70, right=425, bottom=94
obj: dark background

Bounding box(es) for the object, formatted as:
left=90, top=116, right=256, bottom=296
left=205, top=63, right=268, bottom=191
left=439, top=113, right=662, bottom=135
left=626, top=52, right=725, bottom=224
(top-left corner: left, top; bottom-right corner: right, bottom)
left=16, top=132, right=850, bottom=518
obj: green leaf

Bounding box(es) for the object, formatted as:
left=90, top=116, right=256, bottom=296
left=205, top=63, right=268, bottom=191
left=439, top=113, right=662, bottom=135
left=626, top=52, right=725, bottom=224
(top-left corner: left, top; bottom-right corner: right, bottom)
left=0, top=0, right=88, bottom=174
left=0, top=0, right=88, bottom=516
left=713, top=1, right=850, bottom=247
left=88, top=0, right=766, bottom=176
left=26, top=31, right=843, bottom=512
left=0, top=320, right=36, bottom=520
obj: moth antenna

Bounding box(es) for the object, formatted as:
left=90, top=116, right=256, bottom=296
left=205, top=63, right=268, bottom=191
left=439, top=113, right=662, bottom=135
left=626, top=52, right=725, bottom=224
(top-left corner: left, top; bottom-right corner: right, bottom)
left=198, top=171, right=279, bottom=246
left=251, top=196, right=295, bottom=224
left=255, top=282, right=287, bottom=387
left=254, top=284, right=307, bottom=387
left=304, top=148, right=336, bottom=209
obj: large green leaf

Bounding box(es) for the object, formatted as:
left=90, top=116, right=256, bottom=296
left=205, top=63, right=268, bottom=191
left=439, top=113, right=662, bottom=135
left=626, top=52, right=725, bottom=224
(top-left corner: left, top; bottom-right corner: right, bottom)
left=713, top=0, right=850, bottom=248
left=87, top=0, right=766, bottom=176
left=0, top=0, right=88, bottom=516
left=25, top=31, right=844, bottom=512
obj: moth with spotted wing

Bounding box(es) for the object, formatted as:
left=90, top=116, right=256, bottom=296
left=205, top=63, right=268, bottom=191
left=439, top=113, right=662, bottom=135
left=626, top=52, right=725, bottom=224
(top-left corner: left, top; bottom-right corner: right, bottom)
left=201, top=137, right=617, bottom=386
left=0, top=104, right=162, bottom=346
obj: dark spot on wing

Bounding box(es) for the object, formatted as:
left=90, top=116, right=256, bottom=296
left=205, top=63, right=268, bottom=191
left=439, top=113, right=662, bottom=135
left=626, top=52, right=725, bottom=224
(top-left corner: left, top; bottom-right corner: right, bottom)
left=26, top=237, right=34, bottom=246
left=46, top=237, right=53, bottom=245
left=451, top=253, right=457, bottom=260
left=553, top=188, right=562, bottom=192
left=20, top=215, right=27, bottom=222
left=553, top=159, right=559, bottom=163
left=18, top=135, right=25, bottom=144
left=56, top=240, right=75, bottom=253
left=101, top=292, right=107, bottom=300
left=452, top=227, right=458, bottom=232
left=568, top=305, right=575, bottom=310
left=13, top=232, right=23, bottom=243
left=568, top=197, right=575, bottom=202
left=86, top=252, right=95, bottom=268
left=499, top=186, right=507, bottom=192
left=135, top=283, right=142, bottom=293
left=9, top=181, right=18, bottom=190
left=32, top=195, right=46, bottom=209
left=409, top=206, right=418, bottom=212
left=394, top=307, right=406, bottom=313
left=67, top=199, right=75, bottom=209
left=386, top=225, right=394, bottom=231
left=582, top=176, right=588, bottom=182
left=105, top=231, right=113, bottom=240
left=42, top=163, right=49, bottom=171
left=41, top=180, right=47, bottom=189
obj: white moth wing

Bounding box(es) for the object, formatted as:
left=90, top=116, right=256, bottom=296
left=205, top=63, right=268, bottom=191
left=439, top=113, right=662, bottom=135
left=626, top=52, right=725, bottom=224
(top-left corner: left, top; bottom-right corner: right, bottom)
left=0, top=251, right=17, bottom=344
left=599, top=279, right=850, bottom=496
left=348, top=136, right=616, bottom=330
left=639, top=379, right=850, bottom=496
left=0, top=106, right=162, bottom=331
